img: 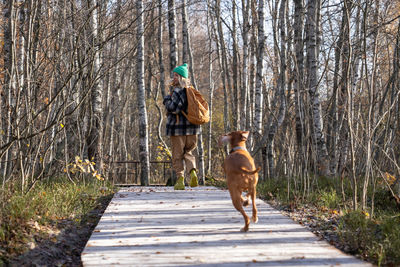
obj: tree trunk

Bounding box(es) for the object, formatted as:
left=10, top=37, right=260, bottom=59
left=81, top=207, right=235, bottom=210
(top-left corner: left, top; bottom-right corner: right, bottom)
left=2, top=0, right=16, bottom=183
left=305, top=0, right=329, bottom=175
left=168, top=0, right=178, bottom=74
left=240, top=0, right=250, bottom=131
left=158, top=0, right=166, bottom=98
left=181, top=0, right=188, bottom=64
left=293, top=0, right=305, bottom=150
left=181, top=0, right=205, bottom=184
left=206, top=5, right=214, bottom=176
left=215, top=0, right=231, bottom=132
left=232, top=0, right=239, bottom=129
left=253, top=0, right=265, bottom=136
left=136, top=0, right=150, bottom=185
left=86, top=0, right=104, bottom=174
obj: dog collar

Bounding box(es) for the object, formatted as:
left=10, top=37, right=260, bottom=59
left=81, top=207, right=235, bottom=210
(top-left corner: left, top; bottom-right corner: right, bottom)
left=229, top=146, right=247, bottom=154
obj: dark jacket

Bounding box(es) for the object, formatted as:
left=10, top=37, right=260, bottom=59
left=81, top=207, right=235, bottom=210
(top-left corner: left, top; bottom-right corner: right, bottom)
left=163, top=86, right=200, bottom=136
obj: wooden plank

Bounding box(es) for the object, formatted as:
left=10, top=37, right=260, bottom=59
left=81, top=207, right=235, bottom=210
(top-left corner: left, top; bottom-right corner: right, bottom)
left=81, top=187, right=372, bottom=266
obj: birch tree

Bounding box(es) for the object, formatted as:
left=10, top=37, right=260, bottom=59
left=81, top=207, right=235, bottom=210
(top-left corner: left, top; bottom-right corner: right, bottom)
left=206, top=0, right=214, bottom=176
left=215, top=0, right=231, bottom=132
left=305, top=0, right=328, bottom=175
left=231, top=0, right=239, bottom=129
left=293, top=0, right=305, bottom=149
left=168, top=0, right=178, bottom=74
left=2, top=0, right=16, bottom=182
left=253, top=0, right=265, bottom=136
left=137, top=0, right=150, bottom=185
left=158, top=0, right=166, bottom=98
left=181, top=0, right=205, bottom=184
left=86, top=0, right=104, bottom=172
left=240, top=0, right=251, bottom=130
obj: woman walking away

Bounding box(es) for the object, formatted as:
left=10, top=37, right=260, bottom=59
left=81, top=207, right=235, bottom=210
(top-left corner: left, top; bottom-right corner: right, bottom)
left=163, top=63, right=199, bottom=190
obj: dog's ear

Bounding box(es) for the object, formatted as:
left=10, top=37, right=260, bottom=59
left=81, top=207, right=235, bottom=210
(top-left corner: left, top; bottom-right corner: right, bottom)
left=218, top=135, right=231, bottom=146
left=241, top=131, right=250, bottom=140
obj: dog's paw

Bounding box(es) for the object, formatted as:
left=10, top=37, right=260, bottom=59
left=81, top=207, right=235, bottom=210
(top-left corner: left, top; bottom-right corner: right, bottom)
left=240, top=226, right=249, bottom=232
left=251, top=216, right=258, bottom=223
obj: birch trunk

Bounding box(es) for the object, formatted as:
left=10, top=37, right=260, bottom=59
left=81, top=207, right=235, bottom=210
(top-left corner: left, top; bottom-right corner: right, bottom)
left=181, top=0, right=188, bottom=64
left=232, top=0, right=239, bottom=129
left=255, top=0, right=287, bottom=178
left=248, top=0, right=257, bottom=147
left=107, top=0, right=122, bottom=162
left=86, top=0, right=103, bottom=173
left=158, top=0, right=166, bottom=98
left=181, top=0, right=205, bottom=184
left=305, top=0, right=329, bottom=175
left=17, top=1, right=26, bottom=189
left=293, top=0, right=305, bottom=149
left=327, top=9, right=344, bottom=175
left=342, top=0, right=357, bottom=209
left=206, top=0, right=214, bottom=176
left=241, top=0, right=250, bottom=130
left=137, top=0, right=150, bottom=185
left=253, top=0, right=265, bottom=136
left=168, top=0, right=178, bottom=73
left=2, top=0, right=16, bottom=182
left=216, top=0, right=231, bottom=132
left=155, top=0, right=170, bottom=161
left=268, top=0, right=287, bottom=178
left=363, top=1, right=379, bottom=211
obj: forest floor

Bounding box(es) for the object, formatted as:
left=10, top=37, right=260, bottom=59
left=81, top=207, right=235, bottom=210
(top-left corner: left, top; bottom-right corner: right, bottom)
left=7, top=195, right=113, bottom=267
left=267, top=200, right=359, bottom=258
left=5, top=187, right=368, bottom=267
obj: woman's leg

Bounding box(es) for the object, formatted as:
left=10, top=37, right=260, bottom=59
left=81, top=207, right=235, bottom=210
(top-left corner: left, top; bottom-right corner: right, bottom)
left=170, top=136, right=185, bottom=178
left=183, top=135, right=198, bottom=173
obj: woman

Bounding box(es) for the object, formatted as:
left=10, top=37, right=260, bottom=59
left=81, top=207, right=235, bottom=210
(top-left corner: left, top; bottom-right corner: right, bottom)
left=163, top=63, right=199, bottom=190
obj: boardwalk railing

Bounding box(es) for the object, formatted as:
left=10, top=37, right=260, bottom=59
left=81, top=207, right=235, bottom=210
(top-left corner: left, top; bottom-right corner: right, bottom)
left=107, top=160, right=173, bottom=185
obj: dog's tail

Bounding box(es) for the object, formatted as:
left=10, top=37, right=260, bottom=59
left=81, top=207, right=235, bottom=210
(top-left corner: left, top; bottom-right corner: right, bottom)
left=240, top=166, right=261, bottom=175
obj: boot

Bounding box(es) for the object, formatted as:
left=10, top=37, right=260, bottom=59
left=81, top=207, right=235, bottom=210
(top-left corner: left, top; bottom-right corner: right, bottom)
left=174, top=176, right=185, bottom=190
left=189, top=169, right=198, bottom=187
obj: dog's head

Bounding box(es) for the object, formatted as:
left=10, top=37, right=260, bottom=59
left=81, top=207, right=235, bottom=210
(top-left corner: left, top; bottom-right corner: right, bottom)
left=218, top=131, right=250, bottom=147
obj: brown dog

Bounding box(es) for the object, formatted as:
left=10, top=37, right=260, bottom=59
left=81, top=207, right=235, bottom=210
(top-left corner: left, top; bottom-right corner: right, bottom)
left=219, top=131, right=261, bottom=232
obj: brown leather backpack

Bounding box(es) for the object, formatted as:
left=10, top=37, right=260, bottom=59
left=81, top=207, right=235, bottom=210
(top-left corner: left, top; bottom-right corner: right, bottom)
left=182, top=86, right=210, bottom=125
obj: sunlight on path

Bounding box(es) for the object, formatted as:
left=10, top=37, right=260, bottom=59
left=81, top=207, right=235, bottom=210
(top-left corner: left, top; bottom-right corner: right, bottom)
left=81, top=187, right=372, bottom=266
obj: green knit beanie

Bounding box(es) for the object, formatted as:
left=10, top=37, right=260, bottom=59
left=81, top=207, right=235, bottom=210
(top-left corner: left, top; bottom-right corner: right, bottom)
left=173, top=63, right=189, bottom=78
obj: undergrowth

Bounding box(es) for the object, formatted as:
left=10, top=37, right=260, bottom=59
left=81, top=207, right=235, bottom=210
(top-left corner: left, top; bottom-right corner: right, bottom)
left=205, top=175, right=227, bottom=188
left=0, top=177, right=115, bottom=264
left=257, top=176, right=400, bottom=266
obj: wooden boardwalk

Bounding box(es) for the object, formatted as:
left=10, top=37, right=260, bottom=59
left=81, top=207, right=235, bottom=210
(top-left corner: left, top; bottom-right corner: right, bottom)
left=81, top=187, right=372, bottom=267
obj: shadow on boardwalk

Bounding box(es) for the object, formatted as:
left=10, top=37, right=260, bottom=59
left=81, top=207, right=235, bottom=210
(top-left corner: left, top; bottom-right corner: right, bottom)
left=81, top=187, right=372, bottom=267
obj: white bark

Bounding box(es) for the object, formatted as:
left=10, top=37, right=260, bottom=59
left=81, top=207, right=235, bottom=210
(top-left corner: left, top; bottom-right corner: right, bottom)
left=232, top=0, right=239, bottom=129
left=206, top=0, right=214, bottom=176
left=306, top=0, right=328, bottom=174
left=2, top=0, right=16, bottom=182
left=254, top=0, right=265, bottom=135
left=181, top=0, right=188, bottom=64
left=137, top=0, right=150, bottom=185
left=159, top=0, right=166, bottom=98
left=215, top=0, right=231, bottom=132
left=168, top=0, right=178, bottom=73
left=240, top=0, right=250, bottom=130
left=181, top=0, right=204, bottom=184
left=293, top=0, right=305, bottom=148
left=86, top=0, right=104, bottom=172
